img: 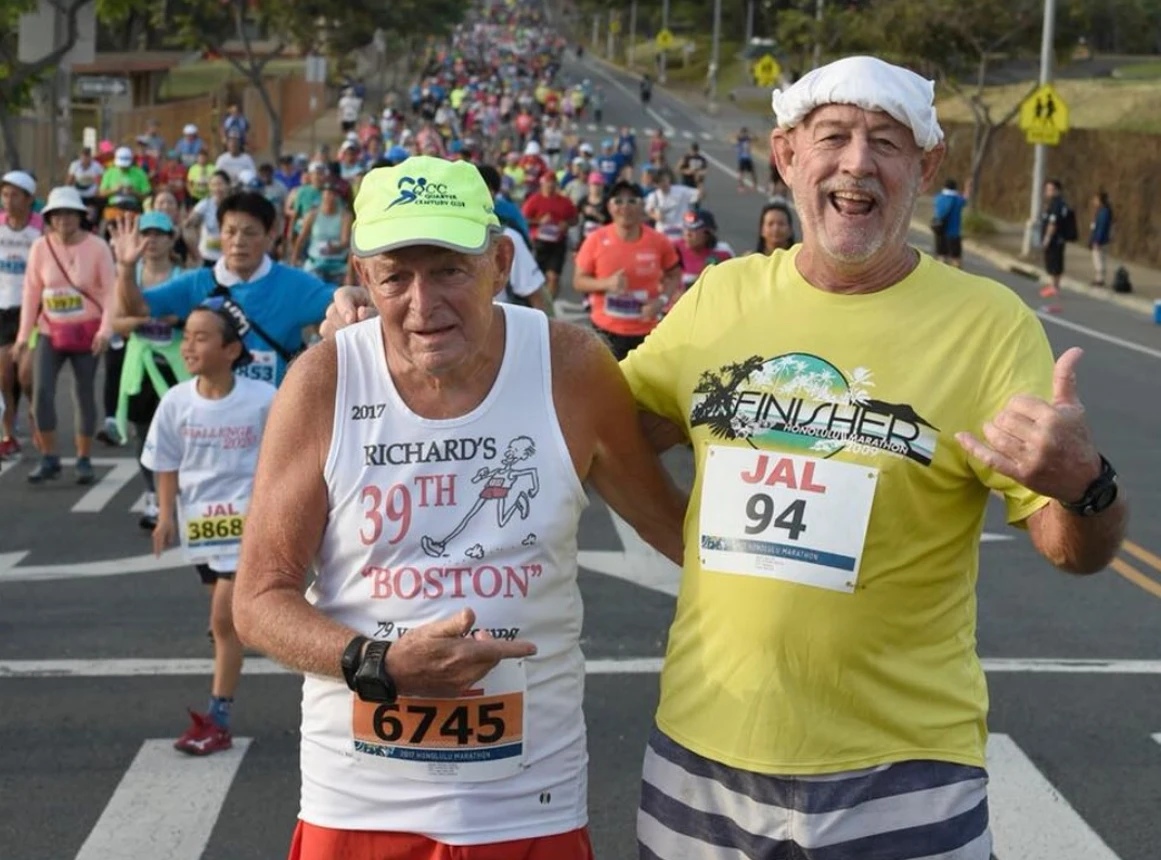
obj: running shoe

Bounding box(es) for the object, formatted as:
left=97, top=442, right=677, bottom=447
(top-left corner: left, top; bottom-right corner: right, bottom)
left=1039, top=284, right=1059, bottom=298
left=0, top=437, right=20, bottom=458
left=95, top=417, right=124, bottom=447
left=27, top=457, right=61, bottom=484
left=75, top=457, right=95, bottom=485
left=139, top=492, right=159, bottom=531
left=174, top=710, right=232, bottom=756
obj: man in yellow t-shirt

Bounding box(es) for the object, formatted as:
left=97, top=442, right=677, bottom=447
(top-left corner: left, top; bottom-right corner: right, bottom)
left=622, top=56, right=1127, bottom=860
left=313, top=55, right=1128, bottom=860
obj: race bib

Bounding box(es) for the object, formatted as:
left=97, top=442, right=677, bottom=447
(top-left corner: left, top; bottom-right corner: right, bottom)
left=604, top=290, right=649, bottom=320
left=583, top=220, right=601, bottom=238
left=698, top=446, right=879, bottom=593
left=352, top=659, right=527, bottom=782
left=238, top=350, right=276, bottom=383
left=537, top=223, right=562, bottom=242
left=183, top=498, right=247, bottom=562
left=43, top=287, right=85, bottom=318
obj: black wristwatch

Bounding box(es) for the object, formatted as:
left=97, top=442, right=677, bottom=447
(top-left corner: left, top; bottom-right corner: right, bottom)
left=1060, top=455, right=1119, bottom=517
left=352, top=639, right=398, bottom=703
left=341, top=635, right=369, bottom=691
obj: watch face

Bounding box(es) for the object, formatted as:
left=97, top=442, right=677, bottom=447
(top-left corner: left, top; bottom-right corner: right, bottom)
left=1093, top=483, right=1118, bottom=512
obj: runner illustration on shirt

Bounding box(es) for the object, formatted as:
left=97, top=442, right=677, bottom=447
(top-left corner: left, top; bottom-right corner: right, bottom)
left=420, top=436, right=540, bottom=558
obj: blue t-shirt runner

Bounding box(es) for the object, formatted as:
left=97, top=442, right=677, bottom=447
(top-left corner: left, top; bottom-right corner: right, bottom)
left=142, top=257, right=335, bottom=386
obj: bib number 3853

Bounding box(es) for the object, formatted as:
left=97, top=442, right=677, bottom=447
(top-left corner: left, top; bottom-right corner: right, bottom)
left=698, top=445, right=879, bottom=593
left=351, top=659, right=527, bottom=782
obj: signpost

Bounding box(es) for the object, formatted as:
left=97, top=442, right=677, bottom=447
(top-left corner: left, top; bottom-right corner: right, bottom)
left=305, top=54, right=328, bottom=155
left=74, top=76, right=130, bottom=98
left=1018, top=83, right=1069, bottom=146
left=752, top=54, right=782, bottom=88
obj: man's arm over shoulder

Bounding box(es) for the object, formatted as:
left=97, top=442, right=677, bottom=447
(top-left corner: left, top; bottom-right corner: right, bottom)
left=551, top=322, right=686, bottom=564
left=233, top=338, right=349, bottom=676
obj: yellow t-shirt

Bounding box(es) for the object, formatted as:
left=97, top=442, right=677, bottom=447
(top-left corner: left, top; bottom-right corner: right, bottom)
left=620, top=247, right=1053, bottom=775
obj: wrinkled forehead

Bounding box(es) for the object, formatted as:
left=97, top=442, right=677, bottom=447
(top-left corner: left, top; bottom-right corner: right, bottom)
left=797, top=103, right=915, bottom=139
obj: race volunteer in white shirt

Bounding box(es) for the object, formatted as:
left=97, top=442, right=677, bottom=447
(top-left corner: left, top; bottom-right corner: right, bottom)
left=232, top=157, right=685, bottom=859
left=215, top=134, right=257, bottom=184
left=338, top=89, right=363, bottom=134
left=67, top=149, right=105, bottom=203
left=644, top=167, right=699, bottom=240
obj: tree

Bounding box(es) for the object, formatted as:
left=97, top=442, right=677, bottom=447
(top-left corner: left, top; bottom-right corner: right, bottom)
left=1, top=0, right=146, bottom=169
left=868, top=0, right=1043, bottom=208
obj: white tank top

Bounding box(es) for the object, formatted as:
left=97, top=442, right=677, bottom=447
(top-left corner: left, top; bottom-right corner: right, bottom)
left=0, top=213, right=42, bottom=310
left=303, top=305, right=590, bottom=844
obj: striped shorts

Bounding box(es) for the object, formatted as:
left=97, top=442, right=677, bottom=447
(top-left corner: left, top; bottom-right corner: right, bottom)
left=638, top=728, right=992, bottom=860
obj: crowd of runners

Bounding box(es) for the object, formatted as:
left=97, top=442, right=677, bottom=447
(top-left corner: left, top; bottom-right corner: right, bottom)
left=0, top=0, right=1128, bottom=857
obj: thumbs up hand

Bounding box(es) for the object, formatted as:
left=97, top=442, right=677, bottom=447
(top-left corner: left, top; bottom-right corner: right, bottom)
left=955, top=347, right=1102, bottom=503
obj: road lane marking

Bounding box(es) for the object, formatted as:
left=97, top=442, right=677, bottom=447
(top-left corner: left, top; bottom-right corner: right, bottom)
left=700, top=132, right=713, bottom=140
left=1110, top=557, right=1161, bottom=599
left=1035, top=311, right=1161, bottom=361
left=6, top=657, right=1161, bottom=679
left=584, top=59, right=676, bottom=134
left=682, top=130, right=694, bottom=139
left=1122, top=540, right=1161, bottom=574
left=604, top=125, right=617, bottom=133
left=0, top=547, right=188, bottom=582
left=1153, top=733, right=1161, bottom=747
left=74, top=738, right=251, bottom=860
left=72, top=457, right=140, bottom=513
left=587, top=123, right=597, bottom=131
left=987, top=733, right=1122, bottom=860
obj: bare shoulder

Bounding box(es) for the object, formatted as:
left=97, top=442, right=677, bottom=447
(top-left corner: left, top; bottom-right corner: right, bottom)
left=548, top=319, right=622, bottom=392
left=272, top=338, right=339, bottom=461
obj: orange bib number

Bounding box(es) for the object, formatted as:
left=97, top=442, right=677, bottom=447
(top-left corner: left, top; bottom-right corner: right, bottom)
left=352, top=658, right=527, bottom=782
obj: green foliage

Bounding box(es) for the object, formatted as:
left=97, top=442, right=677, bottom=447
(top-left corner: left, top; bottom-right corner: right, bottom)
left=962, top=209, right=997, bottom=238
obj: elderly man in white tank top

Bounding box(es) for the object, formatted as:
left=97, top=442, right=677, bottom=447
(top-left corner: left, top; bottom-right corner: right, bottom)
left=233, top=156, right=688, bottom=860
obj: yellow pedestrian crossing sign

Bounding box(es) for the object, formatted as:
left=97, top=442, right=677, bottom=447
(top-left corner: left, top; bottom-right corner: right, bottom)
left=1018, top=84, right=1070, bottom=146
left=656, top=29, right=674, bottom=50
left=752, top=54, right=781, bottom=88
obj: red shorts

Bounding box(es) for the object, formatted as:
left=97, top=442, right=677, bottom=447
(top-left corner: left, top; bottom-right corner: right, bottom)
left=288, top=821, right=594, bottom=860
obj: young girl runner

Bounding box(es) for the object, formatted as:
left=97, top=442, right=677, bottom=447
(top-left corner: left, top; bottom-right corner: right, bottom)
left=142, top=298, right=275, bottom=755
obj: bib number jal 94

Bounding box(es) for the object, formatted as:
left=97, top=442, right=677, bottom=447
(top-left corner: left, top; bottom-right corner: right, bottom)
left=698, top=445, right=879, bottom=593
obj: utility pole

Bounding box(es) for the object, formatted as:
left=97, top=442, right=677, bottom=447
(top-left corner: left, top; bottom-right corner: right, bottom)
left=591, top=14, right=599, bottom=52
left=659, top=0, right=670, bottom=83
left=813, top=0, right=824, bottom=69
left=629, top=0, right=637, bottom=67
left=1022, top=0, right=1057, bottom=256
left=607, top=8, right=615, bottom=58
left=746, top=0, right=755, bottom=45
left=709, top=0, right=722, bottom=109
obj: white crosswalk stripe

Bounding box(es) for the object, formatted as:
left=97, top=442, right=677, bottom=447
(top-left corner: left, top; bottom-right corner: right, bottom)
left=700, top=131, right=713, bottom=140
left=43, top=715, right=1142, bottom=859
left=605, top=125, right=617, bottom=133
left=587, top=123, right=597, bottom=131
left=682, top=130, right=694, bottom=139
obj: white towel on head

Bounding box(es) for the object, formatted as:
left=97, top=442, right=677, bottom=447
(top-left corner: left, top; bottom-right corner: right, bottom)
left=770, top=56, right=944, bottom=151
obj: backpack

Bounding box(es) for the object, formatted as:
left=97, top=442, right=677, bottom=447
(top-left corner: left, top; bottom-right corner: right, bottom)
left=1059, top=204, right=1079, bottom=242
left=1111, top=266, right=1133, bottom=294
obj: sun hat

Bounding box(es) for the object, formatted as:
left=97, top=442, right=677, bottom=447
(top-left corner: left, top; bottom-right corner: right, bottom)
left=183, top=124, right=198, bottom=135
left=770, top=56, right=944, bottom=151
left=114, top=146, right=134, bottom=168
left=351, top=156, right=500, bottom=258
left=41, top=186, right=88, bottom=216
left=523, top=140, right=541, bottom=156
left=138, top=211, right=175, bottom=234
left=1, top=171, right=36, bottom=197
left=587, top=171, right=605, bottom=185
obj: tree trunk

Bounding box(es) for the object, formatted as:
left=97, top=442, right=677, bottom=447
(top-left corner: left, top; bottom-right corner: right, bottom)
left=968, top=124, right=994, bottom=210
left=0, top=111, right=23, bottom=171
left=252, top=73, right=282, bottom=161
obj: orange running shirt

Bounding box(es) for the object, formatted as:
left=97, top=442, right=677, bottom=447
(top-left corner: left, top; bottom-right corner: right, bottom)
left=574, top=224, right=679, bottom=337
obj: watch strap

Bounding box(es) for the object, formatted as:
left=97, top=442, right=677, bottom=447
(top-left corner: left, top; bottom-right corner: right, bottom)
left=341, top=635, right=369, bottom=692
left=354, top=639, right=397, bottom=703
left=1060, top=455, right=1117, bottom=516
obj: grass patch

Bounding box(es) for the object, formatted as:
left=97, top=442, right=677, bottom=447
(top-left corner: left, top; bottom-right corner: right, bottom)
left=962, top=209, right=998, bottom=238
left=160, top=58, right=306, bottom=100
left=935, top=76, right=1161, bottom=133
left=1113, top=60, right=1161, bottom=80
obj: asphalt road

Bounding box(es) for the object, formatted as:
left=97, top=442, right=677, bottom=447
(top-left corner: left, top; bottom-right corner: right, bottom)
left=2, top=53, right=1161, bottom=860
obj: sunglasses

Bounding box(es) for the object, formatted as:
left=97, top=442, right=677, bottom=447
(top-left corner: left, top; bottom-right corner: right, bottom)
left=610, top=197, right=641, bottom=206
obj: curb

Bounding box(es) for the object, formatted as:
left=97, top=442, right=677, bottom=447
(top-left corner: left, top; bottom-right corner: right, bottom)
left=908, top=218, right=1155, bottom=316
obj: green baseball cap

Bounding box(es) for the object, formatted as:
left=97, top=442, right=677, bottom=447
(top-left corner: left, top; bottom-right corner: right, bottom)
left=352, top=156, right=500, bottom=258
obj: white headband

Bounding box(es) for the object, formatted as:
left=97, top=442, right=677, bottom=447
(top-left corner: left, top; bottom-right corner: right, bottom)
left=771, top=56, right=944, bottom=151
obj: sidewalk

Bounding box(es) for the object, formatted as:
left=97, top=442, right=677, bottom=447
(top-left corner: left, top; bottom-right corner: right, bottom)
left=590, top=50, right=1161, bottom=317
left=909, top=197, right=1160, bottom=314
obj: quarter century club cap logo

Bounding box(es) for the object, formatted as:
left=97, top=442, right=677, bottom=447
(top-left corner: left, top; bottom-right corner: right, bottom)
left=387, top=176, right=466, bottom=210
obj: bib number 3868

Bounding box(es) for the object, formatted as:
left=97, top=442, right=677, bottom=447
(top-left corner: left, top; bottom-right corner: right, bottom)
left=698, top=445, right=878, bottom=593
